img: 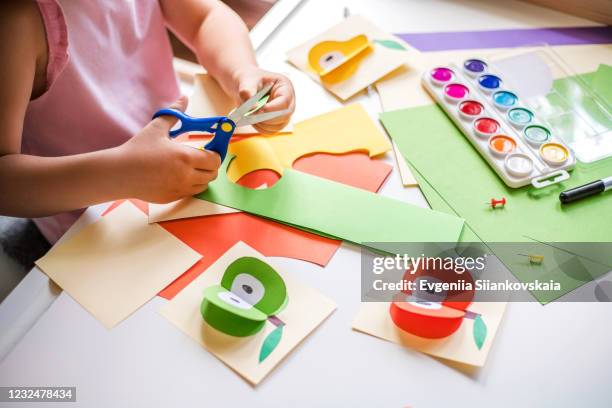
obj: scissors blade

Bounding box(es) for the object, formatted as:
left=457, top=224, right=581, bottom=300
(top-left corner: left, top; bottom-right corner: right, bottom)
left=236, top=108, right=292, bottom=127
left=227, top=82, right=274, bottom=123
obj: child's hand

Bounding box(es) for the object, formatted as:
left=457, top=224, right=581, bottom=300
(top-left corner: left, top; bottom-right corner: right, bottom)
left=233, top=67, right=295, bottom=133
left=117, top=96, right=221, bottom=204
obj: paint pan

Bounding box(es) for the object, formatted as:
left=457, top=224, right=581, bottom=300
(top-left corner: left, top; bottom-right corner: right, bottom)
left=458, top=100, right=484, bottom=120
left=463, top=59, right=487, bottom=77
left=477, top=74, right=502, bottom=93
left=508, top=107, right=533, bottom=128
left=473, top=117, right=500, bottom=138
left=540, top=142, right=569, bottom=165
left=488, top=135, right=517, bottom=157
left=505, top=153, right=534, bottom=178
left=524, top=125, right=551, bottom=146
left=492, top=90, right=518, bottom=110
left=430, top=67, right=454, bottom=86
left=444, top=83, right=469, bottom=102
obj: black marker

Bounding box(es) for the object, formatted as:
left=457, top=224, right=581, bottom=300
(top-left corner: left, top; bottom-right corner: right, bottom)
left=559, top=176, right=612, bottom=204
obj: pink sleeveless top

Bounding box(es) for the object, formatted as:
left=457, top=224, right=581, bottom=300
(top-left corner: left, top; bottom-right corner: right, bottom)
left=24, top=0, right=180, bottom=243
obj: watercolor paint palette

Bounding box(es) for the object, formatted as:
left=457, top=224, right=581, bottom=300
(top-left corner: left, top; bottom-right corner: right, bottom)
left=422, top=58, right=577, bottom=188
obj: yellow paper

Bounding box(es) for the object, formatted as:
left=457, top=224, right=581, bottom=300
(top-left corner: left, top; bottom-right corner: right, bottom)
left=352, top=302, right=506, bottom=367
left=188, top=74, right=292, bottom=134
left=36, top=202, right=202, bottom=329
left=376, top=44, right=612, bottom=111
left=287, top=15, right=414, bottom=100
left=159, top=241, right=336, bottom=385
left=392, top=140, right=418, bottom=187
left=226, top=103, right=392, bottom=182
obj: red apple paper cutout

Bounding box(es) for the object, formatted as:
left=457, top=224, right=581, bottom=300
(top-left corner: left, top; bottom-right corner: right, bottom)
left=389, top=260, right=487, bottom=349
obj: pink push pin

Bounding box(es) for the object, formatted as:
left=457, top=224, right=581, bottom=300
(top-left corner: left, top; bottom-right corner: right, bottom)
left=486, top=197, right=506, bottom=209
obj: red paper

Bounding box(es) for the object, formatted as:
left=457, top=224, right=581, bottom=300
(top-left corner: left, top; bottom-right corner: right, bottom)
left=102, top=152, right=391, bottom=299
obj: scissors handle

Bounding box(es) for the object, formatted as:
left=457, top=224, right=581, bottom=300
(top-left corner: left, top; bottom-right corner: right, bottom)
left=152, top=109, right=225, bottom=138
left=152, top=109, right=235, bottom=161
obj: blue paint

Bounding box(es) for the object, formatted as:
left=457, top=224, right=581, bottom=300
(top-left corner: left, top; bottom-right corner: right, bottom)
left=464, top=59, right=487, bottom=73
left=492, top=91, right=518, bottom=107
left=478, top=74, right=502, bottom=90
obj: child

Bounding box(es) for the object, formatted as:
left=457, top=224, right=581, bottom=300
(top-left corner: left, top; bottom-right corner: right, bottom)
left=0, top=0, right=295, bottom=244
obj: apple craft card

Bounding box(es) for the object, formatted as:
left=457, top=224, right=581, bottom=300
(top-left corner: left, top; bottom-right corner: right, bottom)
left=159, top=241, right=336, bottom=385
left=353, top=263, right=506, bottom=367
left=287, top=15, right=411, bottom=100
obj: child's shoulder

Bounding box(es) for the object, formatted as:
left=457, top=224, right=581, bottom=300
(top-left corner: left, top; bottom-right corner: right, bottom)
left=0, top=1, right=49, bottom=99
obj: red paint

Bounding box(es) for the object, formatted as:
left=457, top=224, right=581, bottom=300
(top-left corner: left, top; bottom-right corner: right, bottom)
left=474, top=117, right=500, bottom=135
left=459, top=100, right=484, bottom=116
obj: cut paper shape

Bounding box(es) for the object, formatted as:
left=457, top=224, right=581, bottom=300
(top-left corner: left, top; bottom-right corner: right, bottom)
left=287, top=15, right=410, bottom=100
left=195, top=154, right=465, bottom=248
left=226, top=104, right=392, bottom=182
left=187, top=74, right=292, bottom=134
left=201, top=256, right=288, bottom=337
left=148, top=151, right=392, bottom=223
left=373, top=39, right=407, bottom=51
left=159, top=242, right=336, bottom=385
left=157, top=213, right=341, bottom=299
left=201, top=256, right=288, bottom=362
left=307, top=34, right=373, bottom=84
left=388, top=265, right=487, bottom=350
left=353, top=300, right=506, bottom=367
left=379, top=90, right=612, bottom=302
left=36, top=201, right=201, bottom=328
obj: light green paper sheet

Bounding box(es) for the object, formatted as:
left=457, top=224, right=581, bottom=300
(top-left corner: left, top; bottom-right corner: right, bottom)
left=196, top=156, right=465, bottom=248
left=380, top=72, right=612, bottom=303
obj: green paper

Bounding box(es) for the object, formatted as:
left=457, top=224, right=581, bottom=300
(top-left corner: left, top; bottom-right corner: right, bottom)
left=473, top=315, right=487, bottom=350
left=374, top=39, right=406, bottom=51
left=591, top=64, right=612, bottom=106
left=259, top=324, right=284, bottom=363
left=380, top=73, right=612, bottom=303
left=196, top=156, right=465, bottom=249
left=201, top=257, right=288, bottom=337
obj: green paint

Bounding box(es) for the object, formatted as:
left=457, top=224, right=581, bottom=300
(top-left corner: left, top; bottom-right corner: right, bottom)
left=374, top=39, right=407, bottom=51
left=259, top=324, right=284, bottom=363
left=379, top=71, right=612, bottom=303
left=201, top=257, right=288, bottom=337
left=195, top=156, right=465, bottom=250
left=473, top=315, right=487, bottom=350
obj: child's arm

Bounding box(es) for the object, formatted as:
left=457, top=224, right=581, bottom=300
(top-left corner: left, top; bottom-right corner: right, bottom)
left=161, top=0, right=296, bottom=133
left=0, top=4, right=220, bottom=218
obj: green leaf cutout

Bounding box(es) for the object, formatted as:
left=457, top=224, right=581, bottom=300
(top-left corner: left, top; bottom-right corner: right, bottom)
left=246, top=94, right=270, bottom=116
left=374, top=39, right=406, bottom=51
left=473, top=315, right=487, bottom=350
left=259, top=324, right=284, bottom=363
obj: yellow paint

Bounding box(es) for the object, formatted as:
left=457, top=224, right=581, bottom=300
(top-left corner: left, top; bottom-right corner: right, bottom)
left=226, top=104, right=392, bottom=182
left=221, top=122, right=233, bottom=132
left=540, top=142, right=569, bottom=164
left=307, top=34, right=372, bottom=84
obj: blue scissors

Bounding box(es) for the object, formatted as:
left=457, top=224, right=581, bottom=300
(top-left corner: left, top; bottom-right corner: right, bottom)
left=152, top=83, right=290, bottom=161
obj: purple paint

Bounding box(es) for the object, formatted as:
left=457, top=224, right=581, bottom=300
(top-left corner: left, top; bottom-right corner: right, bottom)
left=444, top=83, right=469, bottom=99
left=431, top=67, right=454, bottom=83
left=464, top=59, right=487, bottom=74
left=394, top=26, right=612, bottom=52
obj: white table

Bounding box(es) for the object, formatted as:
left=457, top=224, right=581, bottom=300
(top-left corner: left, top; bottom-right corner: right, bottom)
left=1, top=1, right=611, bottom=407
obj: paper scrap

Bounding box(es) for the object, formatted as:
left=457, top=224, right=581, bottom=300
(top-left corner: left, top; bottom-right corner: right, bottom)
left=196, top=154, right=465, bottom=247
left=188, top=74, right=292, bottom=134
left=159, top=241, right=336, bottom=385
left=36, top=201, right=202, bottom=328
left=226, top=104, right=392, bottom=182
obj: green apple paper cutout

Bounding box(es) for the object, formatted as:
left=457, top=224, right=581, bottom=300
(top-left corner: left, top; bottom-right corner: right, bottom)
left=200, top=256, right=288, bottom=363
